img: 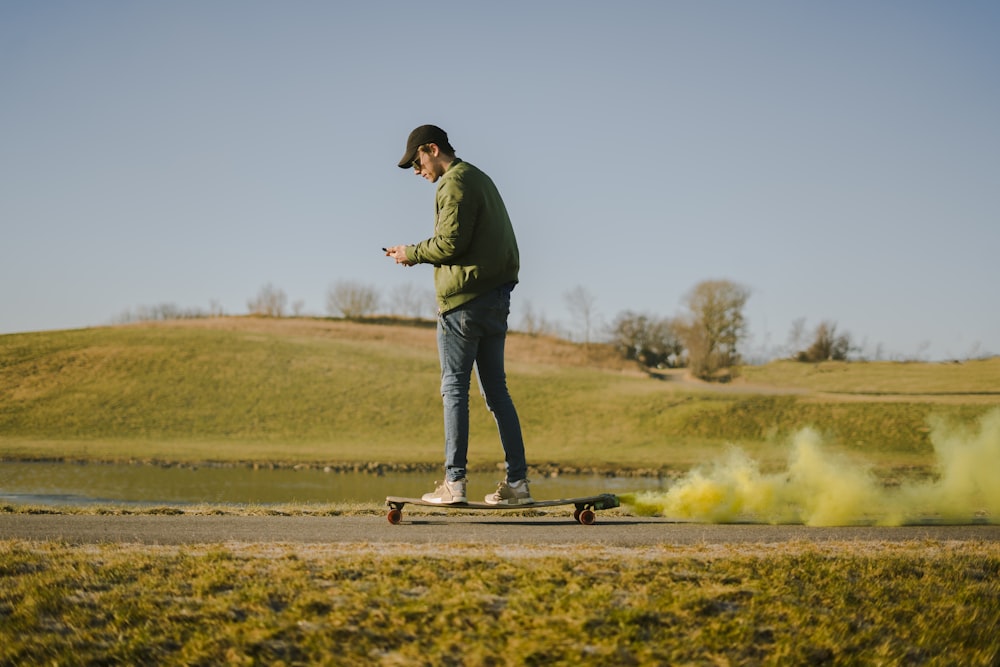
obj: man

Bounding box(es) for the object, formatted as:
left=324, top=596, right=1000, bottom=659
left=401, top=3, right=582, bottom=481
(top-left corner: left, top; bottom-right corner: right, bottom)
left=384, top=124, right=533, bottom=506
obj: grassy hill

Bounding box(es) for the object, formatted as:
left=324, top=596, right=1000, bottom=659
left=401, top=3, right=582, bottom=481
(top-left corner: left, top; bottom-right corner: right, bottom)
left=1, top=317, right=997, bottom=473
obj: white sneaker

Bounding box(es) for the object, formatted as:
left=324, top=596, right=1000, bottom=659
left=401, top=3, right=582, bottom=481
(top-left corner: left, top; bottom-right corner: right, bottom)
left=484, top=479, right=534, bottom=506
left=421, top=479, right=467, bottom=504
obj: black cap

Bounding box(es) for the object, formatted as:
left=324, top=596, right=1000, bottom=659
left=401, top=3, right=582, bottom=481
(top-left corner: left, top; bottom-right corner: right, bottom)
left=397, top=124, right=449, bottom=168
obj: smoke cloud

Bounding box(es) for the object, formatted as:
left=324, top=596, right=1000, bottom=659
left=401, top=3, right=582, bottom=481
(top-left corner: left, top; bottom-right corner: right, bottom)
left=622, top=408, right=1000, bottom=526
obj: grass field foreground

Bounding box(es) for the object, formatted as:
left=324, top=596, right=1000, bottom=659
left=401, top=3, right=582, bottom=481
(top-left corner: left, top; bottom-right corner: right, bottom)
left=1, top=539, right=997, bottom=665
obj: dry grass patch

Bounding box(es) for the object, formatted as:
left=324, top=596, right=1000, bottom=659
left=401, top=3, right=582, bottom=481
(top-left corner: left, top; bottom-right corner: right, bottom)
left=2, top=539, right=997, bottom=665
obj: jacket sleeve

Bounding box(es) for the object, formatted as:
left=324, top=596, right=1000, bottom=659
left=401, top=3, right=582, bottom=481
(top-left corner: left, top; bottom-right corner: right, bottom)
left=406, top=172, right=477, bottom=265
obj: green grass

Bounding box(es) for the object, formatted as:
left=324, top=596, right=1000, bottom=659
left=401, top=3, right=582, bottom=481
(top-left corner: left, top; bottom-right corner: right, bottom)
left=742, top=358, right=1000, bottom=394
left=2, top=318, right=998, bottom=472
left=2, top=540, right=997, bottom=665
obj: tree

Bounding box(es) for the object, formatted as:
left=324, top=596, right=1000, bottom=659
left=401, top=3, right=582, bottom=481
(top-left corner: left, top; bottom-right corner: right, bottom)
left=564, top=285, right=598, bottom=345
left=115, top=302, right=209, bottom=323
left=247, top=283, right=288, bottom=317
left=610, top=311, right=647, bottom=362
left=609, top=311, right=683, bottom=368
left=676, top=279, right=750, bottom=380
left=518, top=300, right=559, bottom=337
left=796, top=320, right=854, bottom=362
left=786, top=317, right=808, bottom=357
left=326, top=281, right=380, bottom=318
left=389, top=283, right=436, bottom=319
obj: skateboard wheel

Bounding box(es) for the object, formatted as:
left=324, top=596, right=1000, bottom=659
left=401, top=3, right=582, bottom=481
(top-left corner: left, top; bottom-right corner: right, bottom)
left=573, top=508, right=582, bottom=522
left=578, top=509, right=596, bottom=525
left=387, top=508, right=402, bottom=525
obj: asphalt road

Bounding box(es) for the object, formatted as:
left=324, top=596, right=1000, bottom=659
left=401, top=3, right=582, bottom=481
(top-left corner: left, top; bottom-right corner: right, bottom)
left=3, top=514, right=998, bottom=546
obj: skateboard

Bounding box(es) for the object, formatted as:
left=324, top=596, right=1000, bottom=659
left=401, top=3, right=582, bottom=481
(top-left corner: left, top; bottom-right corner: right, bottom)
left=385, top=493, right=619, bottom=525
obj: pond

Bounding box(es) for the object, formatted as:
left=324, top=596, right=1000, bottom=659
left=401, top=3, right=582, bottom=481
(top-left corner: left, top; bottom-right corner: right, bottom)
left=0, top=461, right=666, bottom=507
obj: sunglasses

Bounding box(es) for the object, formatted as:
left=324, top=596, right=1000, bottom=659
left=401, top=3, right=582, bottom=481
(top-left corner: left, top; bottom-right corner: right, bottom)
left=411, top=144, right=430, bottom=170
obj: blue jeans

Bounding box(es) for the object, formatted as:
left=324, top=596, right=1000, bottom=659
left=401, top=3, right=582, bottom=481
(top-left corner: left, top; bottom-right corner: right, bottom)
left=437, top=285, right=527, bottom=483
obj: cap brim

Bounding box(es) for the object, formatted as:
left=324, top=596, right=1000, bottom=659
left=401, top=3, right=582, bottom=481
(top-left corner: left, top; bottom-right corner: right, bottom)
left=397, top=148, right=416, bottom=169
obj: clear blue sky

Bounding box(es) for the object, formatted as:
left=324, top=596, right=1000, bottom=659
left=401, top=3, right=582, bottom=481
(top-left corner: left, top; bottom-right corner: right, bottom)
left=3, top=1, right=998, bottom=361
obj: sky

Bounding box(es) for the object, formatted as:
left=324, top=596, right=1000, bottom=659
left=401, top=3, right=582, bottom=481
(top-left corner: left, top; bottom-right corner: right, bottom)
left=2, top=1, right=998, bottom=361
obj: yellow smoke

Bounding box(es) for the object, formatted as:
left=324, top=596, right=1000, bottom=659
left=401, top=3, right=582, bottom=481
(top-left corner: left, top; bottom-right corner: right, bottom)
left=622, top=408, right=1000, bottom=526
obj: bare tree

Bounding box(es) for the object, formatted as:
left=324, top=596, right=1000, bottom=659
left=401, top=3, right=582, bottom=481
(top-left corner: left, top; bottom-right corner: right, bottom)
left=326, top=281, right=380, bottom=318
left=389, top=283, right=436, bottom=319
left=115, top=303, right=209, bottom=323
left=647, top=317, right=684, bottom=368
left=609, top=311, right=683, bottom=368
left=796, top=320, right=854, bottom=362
left=676, top=279, right=750, bottom=380
left=564, top=285, right=598, bottom=345
left=786, top=317, right=807, bottom=357
left=247, top=283, right=287, bottom=317
left=518, top=300, right=559, bottom=337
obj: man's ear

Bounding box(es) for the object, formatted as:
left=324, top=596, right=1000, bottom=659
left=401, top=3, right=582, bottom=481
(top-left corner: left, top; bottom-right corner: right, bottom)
left=427, top=143, right=441, bottom=157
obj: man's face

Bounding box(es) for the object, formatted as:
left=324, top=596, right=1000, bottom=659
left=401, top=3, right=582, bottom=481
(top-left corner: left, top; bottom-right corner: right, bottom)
left=412, top=145, right=446, bottom=183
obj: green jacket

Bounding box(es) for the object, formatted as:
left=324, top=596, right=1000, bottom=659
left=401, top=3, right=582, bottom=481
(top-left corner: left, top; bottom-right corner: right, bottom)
left=405, top=159, right=520, bottom=313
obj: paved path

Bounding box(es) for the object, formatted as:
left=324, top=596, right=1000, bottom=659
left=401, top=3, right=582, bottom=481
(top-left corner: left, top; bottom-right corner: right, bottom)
left=2, top=514, right=998, bottom=546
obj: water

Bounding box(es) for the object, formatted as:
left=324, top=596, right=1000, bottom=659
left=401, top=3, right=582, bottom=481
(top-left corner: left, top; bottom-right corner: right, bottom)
left=0, top=461, right=666, bottom=507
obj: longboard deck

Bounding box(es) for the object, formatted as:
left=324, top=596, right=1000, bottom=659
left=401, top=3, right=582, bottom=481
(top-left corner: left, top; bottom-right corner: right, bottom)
left=385, top=493, right=619, bottom=525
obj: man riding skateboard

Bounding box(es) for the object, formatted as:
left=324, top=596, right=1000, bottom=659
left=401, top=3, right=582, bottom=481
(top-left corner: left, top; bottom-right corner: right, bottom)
left=385, top=124, right=533, bottom=506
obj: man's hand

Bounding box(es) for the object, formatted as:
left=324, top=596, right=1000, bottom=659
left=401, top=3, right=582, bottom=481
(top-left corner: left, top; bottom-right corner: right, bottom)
left=384, top=245, right=415, bottom=266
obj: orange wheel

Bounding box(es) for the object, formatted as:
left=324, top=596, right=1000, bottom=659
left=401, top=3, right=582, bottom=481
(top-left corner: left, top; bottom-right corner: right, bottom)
left=578, top=509, right=596, bottom=525
left=573, top=508, right=582, bottom=522
left=387, top=508, right=402, bottom=525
